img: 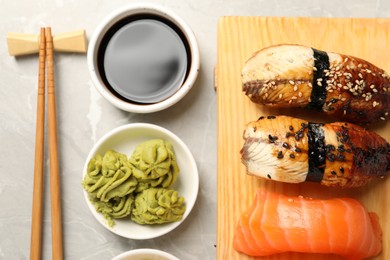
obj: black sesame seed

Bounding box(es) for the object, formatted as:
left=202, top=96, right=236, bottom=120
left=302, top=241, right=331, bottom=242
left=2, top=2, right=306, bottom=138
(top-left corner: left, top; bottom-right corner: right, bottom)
left=267, top=115, right=276, bottom=119
left=336, top=132, right=341, bottom=137
left=289, top=153, right=295, bottom=159
left=337, top=153, right=345, bottom=161
left=338, top=147, right=344, bottom=153
left=289, top=125, right=294, bottom=131
left=268, top=134, right=278, bottom=143
left=330, top=98, right=338, bottom=103
left=277, top=151, right=283, bottom=159
left=331, top=170, right=337, bottom=175
left=282, top=142, right=290, bottom=149
left=286, top=132, right=293, bottom=138
left=345, top=149, right=351, bottom=153
left=253, top=126, right=257, bottom=132
left=295, top=147, right=302, bottom=153
left=301, top=123, right=308, bottom=128
left=258, top=116, right=265, bottom=120
left=325, top=144, right=335, bottom=152
left=340, top=167, right=345, bottom=173
left=295, top=134, right=300, bottom=141
left=267, top=174, right=272, bottom=179
left=327, top=153, right=335, bottom=162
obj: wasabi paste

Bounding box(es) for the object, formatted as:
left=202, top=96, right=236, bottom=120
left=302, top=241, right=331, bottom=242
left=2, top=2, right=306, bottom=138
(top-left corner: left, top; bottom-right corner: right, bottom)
left=82, top=139, right=185, bottom=227
left=131, top=188, right=186, bottom=225
left=129, top=139, right=179, bottom=192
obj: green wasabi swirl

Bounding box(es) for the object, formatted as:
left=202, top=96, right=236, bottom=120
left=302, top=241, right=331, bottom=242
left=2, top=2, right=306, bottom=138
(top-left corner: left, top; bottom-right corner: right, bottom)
left=129, top=139, right=179, bottom=192
left=131, top=188, right=186, bottom=225
left=82, top=139, right=185, bottom=227
left=90, top=194, right=134, bottom=227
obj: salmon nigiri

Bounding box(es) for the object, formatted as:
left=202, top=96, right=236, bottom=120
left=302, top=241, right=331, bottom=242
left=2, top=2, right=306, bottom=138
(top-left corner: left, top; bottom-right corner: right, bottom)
left=234, top=189, right=382, bottom=259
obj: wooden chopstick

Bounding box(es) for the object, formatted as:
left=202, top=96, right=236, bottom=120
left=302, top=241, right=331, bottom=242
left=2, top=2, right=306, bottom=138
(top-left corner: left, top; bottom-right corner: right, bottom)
left=46, top=27, right=64, bottom=260
left=30, top=27, right=46, bottom=260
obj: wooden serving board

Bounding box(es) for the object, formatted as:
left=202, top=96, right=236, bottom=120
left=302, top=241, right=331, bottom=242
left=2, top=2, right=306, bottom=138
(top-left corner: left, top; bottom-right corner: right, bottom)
left=216, top=17, right=390, bottom=260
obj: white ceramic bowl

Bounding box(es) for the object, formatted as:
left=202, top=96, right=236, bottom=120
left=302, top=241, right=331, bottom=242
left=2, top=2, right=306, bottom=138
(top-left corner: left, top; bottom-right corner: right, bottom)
left=112, top=249, right=179, bottom=260
left=87, top=3, right=200, bottom=113
left=82, top=123, right=199, bottom=239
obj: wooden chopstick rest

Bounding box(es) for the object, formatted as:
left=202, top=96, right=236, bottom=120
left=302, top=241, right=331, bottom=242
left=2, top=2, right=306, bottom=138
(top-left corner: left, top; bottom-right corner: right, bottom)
left=7, top=29, right=87, bottom=56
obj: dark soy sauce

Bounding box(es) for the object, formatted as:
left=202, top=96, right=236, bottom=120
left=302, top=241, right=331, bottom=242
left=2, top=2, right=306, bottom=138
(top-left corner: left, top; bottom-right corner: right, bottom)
left=97, top=14, right=191, bottom=104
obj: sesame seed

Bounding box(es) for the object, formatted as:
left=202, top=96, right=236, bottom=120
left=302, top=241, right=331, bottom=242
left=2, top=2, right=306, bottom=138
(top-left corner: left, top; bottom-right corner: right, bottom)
left=344, top=57, right=348, bottom=63
left=346, top=65, right=351, bottom=70
left=370, top=85, right=375, bottom=89
left=373, top=101, right=378, bottom=107
left=386, top=112, right=389, bottom=116
left=291, top=96, right=297, bottom=100
left=380, top=117, right=385, bottom=120
left=313, top=67, right=317, bottom=71
left=293, top=86, right=298, bottom=91
left=271, top=81, right=276, bottom=85
left=317, top=78, right=323, bottom=82
left=358, top=64, right=362, bottom=68
left=289, top=80, right=295, bottom=85
left=298, top=92, right=303, bottom=97
left=279, top=93, right=283, bottom=99
left=317, top=82, right=322, bottom=86
left=341, top=98, right=346, bottom=101
left=264, top=93, right=269, bottom=98
left=373, top=88, right=378, bottom=93
left=344, top=110, right=347, bottom=115
left=358, top=73, right=363, bottom=78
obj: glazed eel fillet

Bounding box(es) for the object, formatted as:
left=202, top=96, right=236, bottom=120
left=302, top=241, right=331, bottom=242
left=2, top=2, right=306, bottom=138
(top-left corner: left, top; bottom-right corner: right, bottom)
left=240, top=115, right=390, bottom=187
left=242, top=44, right=390, bottom=124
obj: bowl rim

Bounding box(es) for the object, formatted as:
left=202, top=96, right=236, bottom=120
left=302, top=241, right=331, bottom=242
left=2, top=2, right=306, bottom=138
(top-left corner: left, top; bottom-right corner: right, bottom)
left=111, top=248, right=179, bottom=260
left=87, top=2, right=200, bottom=113
left=82, top=123, right=199, bottom=239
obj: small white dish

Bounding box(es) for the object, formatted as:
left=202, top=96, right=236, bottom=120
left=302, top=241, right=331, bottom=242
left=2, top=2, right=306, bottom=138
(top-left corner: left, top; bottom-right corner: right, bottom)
left=112, top=248, right=179, bottom=260
left=82, top=123, right=199, bottom=239
left=87, top=2, right=200, bottom=113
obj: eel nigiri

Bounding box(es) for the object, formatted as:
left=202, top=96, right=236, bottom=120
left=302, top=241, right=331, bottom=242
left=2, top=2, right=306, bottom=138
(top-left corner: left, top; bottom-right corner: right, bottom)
left=242, top=44, right=390, bottom=124
left=233, top=189, right=382, bottom=259
left=241, top=115, right=389, bottom=187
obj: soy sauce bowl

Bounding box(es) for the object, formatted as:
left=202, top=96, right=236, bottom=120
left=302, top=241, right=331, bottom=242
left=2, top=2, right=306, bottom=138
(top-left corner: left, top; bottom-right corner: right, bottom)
left=87, top=3, right=200, bottom=113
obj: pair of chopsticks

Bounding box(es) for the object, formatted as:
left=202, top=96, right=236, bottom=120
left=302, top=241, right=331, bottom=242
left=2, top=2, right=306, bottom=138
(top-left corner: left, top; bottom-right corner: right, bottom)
left=31, top=27, right=63, bottom=260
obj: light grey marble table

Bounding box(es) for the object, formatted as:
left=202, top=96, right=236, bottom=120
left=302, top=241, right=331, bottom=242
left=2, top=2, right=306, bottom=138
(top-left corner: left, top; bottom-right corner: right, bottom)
left=1, top=0, right=389, bottom=259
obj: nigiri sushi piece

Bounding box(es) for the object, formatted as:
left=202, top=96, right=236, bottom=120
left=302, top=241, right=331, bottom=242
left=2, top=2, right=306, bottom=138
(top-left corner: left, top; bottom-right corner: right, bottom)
left=233, top=189, right=382, bottom=259
left=242, top=44, right=390, bottom=124
left=241, top=115, right=389, bottom=188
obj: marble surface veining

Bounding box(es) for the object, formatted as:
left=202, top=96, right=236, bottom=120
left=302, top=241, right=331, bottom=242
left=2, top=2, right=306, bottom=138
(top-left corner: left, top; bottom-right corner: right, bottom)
left=1, top=0, right=389, bottom=259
